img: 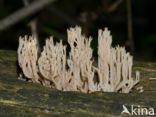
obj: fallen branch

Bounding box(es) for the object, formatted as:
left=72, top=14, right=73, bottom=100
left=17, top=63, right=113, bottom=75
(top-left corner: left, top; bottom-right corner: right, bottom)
left=0, top=0, right=55, bottom=31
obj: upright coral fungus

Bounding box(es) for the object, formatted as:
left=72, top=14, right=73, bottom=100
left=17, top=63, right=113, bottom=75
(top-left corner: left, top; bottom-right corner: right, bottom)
left=97, top=28, right=139, bottom=93
left=18, top=26, right=140, bottom=93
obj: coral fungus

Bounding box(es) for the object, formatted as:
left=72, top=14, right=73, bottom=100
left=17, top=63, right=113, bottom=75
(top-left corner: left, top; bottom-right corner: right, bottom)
left=18, top=26, right=139, bottom=93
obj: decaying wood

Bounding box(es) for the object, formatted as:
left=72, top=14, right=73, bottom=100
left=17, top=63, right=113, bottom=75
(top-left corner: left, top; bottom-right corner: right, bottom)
left=0, top=50, right=156, bottom=116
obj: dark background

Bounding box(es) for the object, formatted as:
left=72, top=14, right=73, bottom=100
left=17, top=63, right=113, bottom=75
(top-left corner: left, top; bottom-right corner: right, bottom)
left=0, top=0, right=156, bottom=61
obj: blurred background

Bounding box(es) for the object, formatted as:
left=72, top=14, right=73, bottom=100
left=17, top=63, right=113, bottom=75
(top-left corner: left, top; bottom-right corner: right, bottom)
left=0, top=0, right=156, bottom=61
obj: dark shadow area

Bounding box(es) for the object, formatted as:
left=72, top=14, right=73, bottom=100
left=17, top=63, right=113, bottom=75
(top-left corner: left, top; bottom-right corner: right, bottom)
left=0, top=0, right=156, bottom=61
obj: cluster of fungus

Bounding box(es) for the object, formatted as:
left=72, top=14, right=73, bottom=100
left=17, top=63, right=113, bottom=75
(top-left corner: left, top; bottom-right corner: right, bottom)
left=18, top=26, right=140, bottom=93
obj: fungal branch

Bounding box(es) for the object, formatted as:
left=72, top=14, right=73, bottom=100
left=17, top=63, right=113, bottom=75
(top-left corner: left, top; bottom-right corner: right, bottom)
left=18, top=26, right=140, bottom=93
left=18, top=36, right=40, bottom=83
left=97, top=28, right=139, bottom=93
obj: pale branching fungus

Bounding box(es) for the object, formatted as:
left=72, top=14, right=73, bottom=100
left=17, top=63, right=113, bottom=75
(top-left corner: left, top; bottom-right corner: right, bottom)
left=67, top=27, right=97, bottom=93
left=97, top=28, right=139, bottom=93
left=18, top=36, right=40, bottom=83
left=38, top=37, right=67, bottom=89
left=18, top=26, right=140, bottom=93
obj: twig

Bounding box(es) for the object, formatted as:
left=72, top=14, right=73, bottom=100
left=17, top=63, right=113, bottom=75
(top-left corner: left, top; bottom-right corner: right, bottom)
left=149, top=78, right=156, bottom=80
left=23, top=0, right=40, bottom=51
left=23, top=0, right=38, bottom=38
left=0, top=0, right=55, bottom=31
left=107, top=0, right=123, bottom=13
left=126, top=0, right=134, bottom=54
